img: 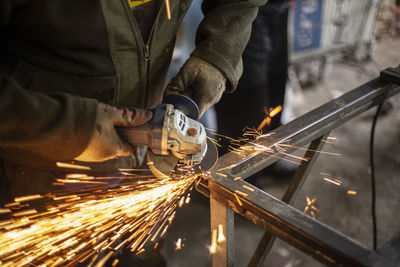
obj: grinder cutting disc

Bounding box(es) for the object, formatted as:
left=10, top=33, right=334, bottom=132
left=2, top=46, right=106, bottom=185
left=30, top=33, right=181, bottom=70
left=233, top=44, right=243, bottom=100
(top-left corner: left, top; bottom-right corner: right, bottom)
left=163, top=94, right=199, bottom=119
left=192, top=138, right=218, bottom=174
left=148, top=138, right=218, bottom=178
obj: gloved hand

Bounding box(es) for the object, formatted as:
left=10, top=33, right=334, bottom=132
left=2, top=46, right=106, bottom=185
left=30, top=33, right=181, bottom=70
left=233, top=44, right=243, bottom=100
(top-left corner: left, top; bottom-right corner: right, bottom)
left=74, top=103, right=152, bottom=162
left=165, top=56, right=227, bottom=119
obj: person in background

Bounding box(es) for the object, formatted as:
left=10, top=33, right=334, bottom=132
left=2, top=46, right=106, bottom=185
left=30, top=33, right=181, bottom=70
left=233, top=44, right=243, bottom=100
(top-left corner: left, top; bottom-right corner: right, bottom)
left=215, top=0, right=294, bottom=183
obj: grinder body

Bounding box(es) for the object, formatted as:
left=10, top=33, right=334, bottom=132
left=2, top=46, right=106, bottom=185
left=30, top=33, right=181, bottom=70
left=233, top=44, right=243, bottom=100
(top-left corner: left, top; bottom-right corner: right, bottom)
left=117, top=95, right=208, bottom=176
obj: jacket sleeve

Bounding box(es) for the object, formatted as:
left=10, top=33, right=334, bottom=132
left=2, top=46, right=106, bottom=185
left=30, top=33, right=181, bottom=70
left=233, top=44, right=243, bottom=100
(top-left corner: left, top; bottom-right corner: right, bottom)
left=0, top=76, right=98, bottom=161
left=191, top=0, right=267, bottom=92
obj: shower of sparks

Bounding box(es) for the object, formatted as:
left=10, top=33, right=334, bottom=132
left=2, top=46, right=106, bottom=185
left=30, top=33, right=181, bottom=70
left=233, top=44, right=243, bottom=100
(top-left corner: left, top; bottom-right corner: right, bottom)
left=0, top=167, right=201, bottom=266
left=221, top=128, right=310, bottom=167
left=1, top=108, right=345, bottom=265
left=303, top=196, right=319, bottom=219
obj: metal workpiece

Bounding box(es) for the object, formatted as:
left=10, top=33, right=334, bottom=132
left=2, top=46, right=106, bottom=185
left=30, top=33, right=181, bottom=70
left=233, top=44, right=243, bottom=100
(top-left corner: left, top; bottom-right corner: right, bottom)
left=248, top=135, right=329, bottom=267
left=203, top=72, right=400, bottom=267
left=208, top=177, right=374, bottom=267
left=210, top=198, right=234, bottom=267
left=226, top=79, right=399, bottom=180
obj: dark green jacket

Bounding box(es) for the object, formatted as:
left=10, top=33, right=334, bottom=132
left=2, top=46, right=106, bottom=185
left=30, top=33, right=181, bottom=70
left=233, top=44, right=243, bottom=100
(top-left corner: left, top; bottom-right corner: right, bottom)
left=0, top=0, right=266, bottom=197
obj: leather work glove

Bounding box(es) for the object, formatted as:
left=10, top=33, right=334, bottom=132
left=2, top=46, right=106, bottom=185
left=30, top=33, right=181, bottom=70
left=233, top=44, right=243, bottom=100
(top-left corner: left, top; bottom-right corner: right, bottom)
left=165, top=56, right=227, bottom=119
left=74, top=103, right=152, bottom=162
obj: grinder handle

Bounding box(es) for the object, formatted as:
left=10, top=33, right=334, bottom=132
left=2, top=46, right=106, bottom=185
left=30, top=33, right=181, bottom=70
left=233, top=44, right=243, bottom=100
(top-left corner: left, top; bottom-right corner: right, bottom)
left=116, top=104, right=166, bottom=155
left=116, top=122, right=153, bottom=147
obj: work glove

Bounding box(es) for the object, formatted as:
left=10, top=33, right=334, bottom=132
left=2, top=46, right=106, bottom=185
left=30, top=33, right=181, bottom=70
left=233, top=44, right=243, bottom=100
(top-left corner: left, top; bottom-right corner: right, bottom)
left=74, top=103, right=152, bottom=162
left=165, top=56, right=227, bottom=119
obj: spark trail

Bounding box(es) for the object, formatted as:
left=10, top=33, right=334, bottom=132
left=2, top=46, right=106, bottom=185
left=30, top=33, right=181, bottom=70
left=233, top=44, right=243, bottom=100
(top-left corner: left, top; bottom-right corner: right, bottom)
left=0, top=170, right=200, bottom=266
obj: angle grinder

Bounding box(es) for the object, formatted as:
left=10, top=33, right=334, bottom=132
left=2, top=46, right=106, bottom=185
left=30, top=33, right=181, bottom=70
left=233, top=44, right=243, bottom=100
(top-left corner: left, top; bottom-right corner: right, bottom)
left=117, top=95, right=217, bottom=178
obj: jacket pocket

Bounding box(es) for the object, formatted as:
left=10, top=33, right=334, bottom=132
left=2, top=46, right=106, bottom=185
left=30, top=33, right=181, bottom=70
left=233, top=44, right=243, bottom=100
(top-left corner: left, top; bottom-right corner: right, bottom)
left=12, top=60, right=117, bottom=104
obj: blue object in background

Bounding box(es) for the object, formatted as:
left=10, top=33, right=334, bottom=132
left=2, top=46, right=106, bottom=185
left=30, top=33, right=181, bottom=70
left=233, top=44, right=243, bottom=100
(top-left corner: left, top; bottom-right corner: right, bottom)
left=292, top=0, right=323, bottom=52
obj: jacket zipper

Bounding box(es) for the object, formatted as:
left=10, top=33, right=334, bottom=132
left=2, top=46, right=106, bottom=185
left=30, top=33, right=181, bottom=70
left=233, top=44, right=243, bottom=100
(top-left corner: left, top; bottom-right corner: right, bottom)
left=122, top=0, right=166, bottom=107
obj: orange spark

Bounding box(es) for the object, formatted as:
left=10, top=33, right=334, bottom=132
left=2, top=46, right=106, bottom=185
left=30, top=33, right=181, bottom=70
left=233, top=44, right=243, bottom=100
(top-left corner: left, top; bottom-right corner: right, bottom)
left=217, top=224, right=226, bottom=243
left=323, top=178, right=342, bottom=186
left=269, top=105, right=282, bottom=118
left=179, top=196, right=185, bottom=207
left=185, top=194, right=191, bottom=204
left=209, top=230, right=217, bottom=254
left=56, top=162, right=90, bottom=170
left=256, top=117, right=271, bottom=132
left=235, top=190, right=248, bottom=197
left=217, top=164, right=238, bottom=171
left=234, top=193, right=243, bottom=206
left=12, top=209, right=38, bottom=217
left=112, top=259, right=119, bottom=267
left=175, top=238, right=183, bottom=251
left=242, top=185, right=255, bottom=192
left=0, top=209, right=11, bottom=215
left=165, top=0, right=171, bottom=20
left=14, top=194, right=43, bottom=202
left=256, top=105, right=282, bottom=131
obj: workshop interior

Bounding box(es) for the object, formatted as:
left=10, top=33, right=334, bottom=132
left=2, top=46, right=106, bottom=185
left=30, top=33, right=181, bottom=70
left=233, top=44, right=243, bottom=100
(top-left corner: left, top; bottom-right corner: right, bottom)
left=0, top=0, right=400, bottom=266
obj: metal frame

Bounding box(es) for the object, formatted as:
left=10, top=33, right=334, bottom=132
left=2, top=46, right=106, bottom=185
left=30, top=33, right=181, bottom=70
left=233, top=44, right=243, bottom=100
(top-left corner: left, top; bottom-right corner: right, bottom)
left=197, top=67, right=400, bottom=267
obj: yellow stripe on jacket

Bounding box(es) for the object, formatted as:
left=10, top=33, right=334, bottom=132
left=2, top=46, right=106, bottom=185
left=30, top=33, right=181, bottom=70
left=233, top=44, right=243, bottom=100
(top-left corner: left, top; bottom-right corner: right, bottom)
left=128, top=0, right=152, bottom=8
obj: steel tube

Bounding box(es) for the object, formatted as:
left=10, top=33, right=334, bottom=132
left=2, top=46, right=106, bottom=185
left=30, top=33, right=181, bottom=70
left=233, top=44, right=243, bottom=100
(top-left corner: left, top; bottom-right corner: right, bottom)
left=205, top=77, right=400, bottom=266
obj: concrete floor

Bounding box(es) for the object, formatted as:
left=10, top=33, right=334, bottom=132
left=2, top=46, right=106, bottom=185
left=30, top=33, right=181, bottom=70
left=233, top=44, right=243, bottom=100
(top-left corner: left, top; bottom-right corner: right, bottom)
left=161, top=37, right=400, bottom=267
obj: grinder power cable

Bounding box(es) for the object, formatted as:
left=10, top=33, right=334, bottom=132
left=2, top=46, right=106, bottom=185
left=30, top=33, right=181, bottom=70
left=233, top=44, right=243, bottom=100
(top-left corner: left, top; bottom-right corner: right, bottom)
left=117, top=95, right=217, bottom=178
